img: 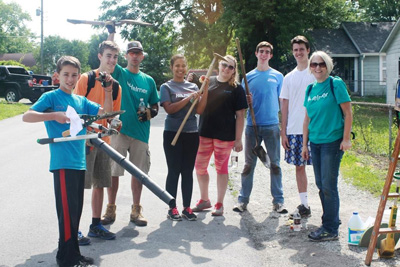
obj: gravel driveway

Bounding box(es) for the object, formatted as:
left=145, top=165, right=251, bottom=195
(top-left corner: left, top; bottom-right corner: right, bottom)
left=228, top=149, right=400, bottom=266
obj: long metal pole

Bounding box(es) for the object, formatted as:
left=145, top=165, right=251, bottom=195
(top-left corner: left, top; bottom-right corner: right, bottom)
left=40, top=0, right=44, bottom=74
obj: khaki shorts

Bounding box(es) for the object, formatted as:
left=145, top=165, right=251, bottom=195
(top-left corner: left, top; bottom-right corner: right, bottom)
left=85, top=146, right=112, bottom=189
left=111, top=133, right=151, bottom=176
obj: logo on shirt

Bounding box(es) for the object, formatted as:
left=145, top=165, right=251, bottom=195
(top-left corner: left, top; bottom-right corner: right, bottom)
left=308, top=92, right=328, bottom=102
left=176, top=93, right=191, bottom=98
left=127, top=81, right=148, bottom=94
left=268, top=78, right=277, bottom=83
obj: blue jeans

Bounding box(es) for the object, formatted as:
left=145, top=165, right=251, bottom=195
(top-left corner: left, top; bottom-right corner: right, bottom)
left=310, top=138, right=344, bottom=235
left=238, top=124, right=284, bottom=205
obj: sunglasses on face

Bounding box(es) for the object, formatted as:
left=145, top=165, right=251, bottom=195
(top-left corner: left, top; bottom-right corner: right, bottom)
left=220, top=62, right=235, bottom=70
left=310, top=62, right=327, bottom=69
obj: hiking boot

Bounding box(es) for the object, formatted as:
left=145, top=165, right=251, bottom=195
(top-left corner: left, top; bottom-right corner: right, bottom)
left=308, top=227, right=338, bottom=242
left=167, top=207, right=182, bottom=221
left=78, top=231, right=91, bottom=246
left=182, top=207, right=197, bottom=221
left=130, top=204, right=148, bottom=226
left=192, top=199, right=212, bottom=212
left=88, top=223, right=116, bottom=240
left=211, top=202, right=224, bottom=216
left=233, top=202, right=247, bottom=213
left=101, top=204, right=116, bottom=225
left=273, top=203, right=288, bottom=214
left=289, top=204, right=311, bottom=219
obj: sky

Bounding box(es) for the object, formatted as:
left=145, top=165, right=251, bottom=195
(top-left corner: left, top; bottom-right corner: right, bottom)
left=5, top=0, right=125, bottom=47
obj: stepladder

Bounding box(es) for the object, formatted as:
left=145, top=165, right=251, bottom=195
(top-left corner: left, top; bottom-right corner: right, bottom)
left=365, top=126, right=400, bottom=265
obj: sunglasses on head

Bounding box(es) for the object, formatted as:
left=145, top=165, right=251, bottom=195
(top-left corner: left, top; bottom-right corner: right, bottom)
left=310, top=62, right=327, bottom=69
left=220, top=62, right=235, bottom=70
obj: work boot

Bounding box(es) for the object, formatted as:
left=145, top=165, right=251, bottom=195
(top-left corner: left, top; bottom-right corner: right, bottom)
left=101, top=204, right=116, bottom=225
left=130, top=204, right=148, bottom=226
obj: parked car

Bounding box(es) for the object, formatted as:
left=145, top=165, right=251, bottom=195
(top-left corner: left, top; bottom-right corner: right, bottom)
left=0, top=65, right=57, bottom=103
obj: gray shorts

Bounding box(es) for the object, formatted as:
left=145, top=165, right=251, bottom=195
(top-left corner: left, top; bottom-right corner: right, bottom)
left=85, top=146, right=112, bottom=189
left=111, top=133, right=151, bottom=176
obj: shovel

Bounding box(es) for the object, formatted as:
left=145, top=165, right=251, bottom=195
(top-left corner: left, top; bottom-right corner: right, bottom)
left=236, top=38, right=270, bottom=168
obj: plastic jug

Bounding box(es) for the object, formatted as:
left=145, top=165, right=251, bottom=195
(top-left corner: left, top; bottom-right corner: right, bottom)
left=348, top=212, right=365, bottom=245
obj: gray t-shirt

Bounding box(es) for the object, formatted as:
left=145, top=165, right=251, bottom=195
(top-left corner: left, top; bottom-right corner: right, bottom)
left=160, top=80, right=199, bottom=132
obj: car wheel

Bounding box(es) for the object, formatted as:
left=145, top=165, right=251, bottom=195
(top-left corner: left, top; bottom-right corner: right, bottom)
left=5, top=88, right=20, bottom=102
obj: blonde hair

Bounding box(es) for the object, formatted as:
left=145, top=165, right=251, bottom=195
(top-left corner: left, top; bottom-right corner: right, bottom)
left=309, top=51, right=334, bottom=74
left=222, top=55, right=239, bottom=88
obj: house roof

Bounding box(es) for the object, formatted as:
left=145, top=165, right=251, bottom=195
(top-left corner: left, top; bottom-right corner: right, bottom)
left=342, top=22, right=395, bottom=53
left=309, top=28, right=359, bottom=56
left=0, top=53, right=36, bottom=67
left=380, top=19, right=400, bottom=52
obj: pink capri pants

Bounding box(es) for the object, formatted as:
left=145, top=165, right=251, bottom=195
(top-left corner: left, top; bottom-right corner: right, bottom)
left=195, top=137, right=234, bottom=175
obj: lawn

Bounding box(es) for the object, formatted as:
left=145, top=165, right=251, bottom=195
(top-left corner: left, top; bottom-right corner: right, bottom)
left=341, top=95, right=397, bottom=196
left=0, top=100, right=30, bottom=120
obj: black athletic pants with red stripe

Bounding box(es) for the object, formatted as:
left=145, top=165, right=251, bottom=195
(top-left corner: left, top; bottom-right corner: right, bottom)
left=53, top=169, right=85, bottom=266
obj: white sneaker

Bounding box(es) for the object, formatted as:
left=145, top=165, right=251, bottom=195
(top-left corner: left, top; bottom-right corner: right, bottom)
left=233, top=202, right=247, bottom=212
left=273, top=203, right=288, bottom=214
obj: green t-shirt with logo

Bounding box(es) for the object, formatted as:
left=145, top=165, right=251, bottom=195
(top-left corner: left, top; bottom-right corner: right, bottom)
left=112, top=64, right=160, bottom=143
left=303, top=76, right=351, bottom=144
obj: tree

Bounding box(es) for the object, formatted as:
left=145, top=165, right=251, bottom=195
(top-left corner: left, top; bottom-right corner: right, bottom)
left=99, top=0, right=179, bottom=87
left=99, top=0, right=360, bottom=76
left=358, top=0, right=400, bottom=21
left=0, top=0, right=35, bottom=53
left=227, top=0, right=358, bottom=73
left=33, top=36, right=90, bottom=74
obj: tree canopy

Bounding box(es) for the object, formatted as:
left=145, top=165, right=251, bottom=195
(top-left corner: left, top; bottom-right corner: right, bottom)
left=0, top=0, right=35, bottom=53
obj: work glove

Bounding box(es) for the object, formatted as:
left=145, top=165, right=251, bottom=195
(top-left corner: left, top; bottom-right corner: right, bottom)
left=137, top=108, right=158, bottom=122
left=105, top=22, right=116, bottom=34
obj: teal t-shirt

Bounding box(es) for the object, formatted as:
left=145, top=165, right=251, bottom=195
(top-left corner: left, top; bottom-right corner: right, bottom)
left=112, top=64, right=160, bottom=143
left=303, top=76, right=351, bottom=144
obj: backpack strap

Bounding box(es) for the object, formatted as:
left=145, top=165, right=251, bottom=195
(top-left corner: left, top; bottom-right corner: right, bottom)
left=85, top=70, right=119, bottom=101
left=85, top=70, right=96, bottom=98
left=111, top=79, right=119, bottom=101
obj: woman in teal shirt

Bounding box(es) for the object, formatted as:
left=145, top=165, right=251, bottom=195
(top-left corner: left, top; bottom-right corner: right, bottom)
left=301, top=51, right=352, bottom=242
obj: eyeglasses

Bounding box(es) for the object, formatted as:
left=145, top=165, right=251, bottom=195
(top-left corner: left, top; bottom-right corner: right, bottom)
left=128, top=51, right=143, bottom=56
left=310, top=62, right=327, bottom=69
left=220, top=62, right=235, bottom=70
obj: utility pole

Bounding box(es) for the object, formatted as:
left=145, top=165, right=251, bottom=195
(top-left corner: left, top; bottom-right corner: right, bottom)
left=36, top=0, right=44, bottom=74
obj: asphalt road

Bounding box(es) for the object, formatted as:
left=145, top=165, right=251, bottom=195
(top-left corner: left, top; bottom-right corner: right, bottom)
left=0, top=109, right=264, bottom=267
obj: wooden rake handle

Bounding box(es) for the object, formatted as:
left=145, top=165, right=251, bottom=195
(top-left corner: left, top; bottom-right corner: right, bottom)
left=171, top=53, right=226, bottom=146
left=235, top=37, right=260, bottom=146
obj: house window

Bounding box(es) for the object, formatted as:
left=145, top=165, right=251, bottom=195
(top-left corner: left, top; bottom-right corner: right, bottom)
left=380, top=55, right=387, bottom=85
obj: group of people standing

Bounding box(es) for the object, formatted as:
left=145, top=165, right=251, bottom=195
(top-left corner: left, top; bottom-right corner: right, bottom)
left=22, top=30, right=352, bottom=266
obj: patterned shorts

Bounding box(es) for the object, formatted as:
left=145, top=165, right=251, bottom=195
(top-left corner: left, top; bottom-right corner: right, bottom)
left=284, top=134, right=312, bottom=166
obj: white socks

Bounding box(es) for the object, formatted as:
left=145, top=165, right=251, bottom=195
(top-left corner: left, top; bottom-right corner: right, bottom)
left=299, top=192, right=308, bottom=208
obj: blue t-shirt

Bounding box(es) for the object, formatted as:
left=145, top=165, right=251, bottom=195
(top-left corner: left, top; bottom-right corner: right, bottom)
left=160, top=80, right=199, bottom=132
left=112, top=64, right=160, bottom=144
left=243, top=68, right=283, bottom=126
left=303, top=76, right=351, bottom=144
left=32, top=89, right=100, bottom=171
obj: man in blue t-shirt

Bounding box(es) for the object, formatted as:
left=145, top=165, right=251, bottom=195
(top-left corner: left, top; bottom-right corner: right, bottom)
left=105, top=32, right=160, bottom=227
left=233, top=41, right=287, bottom=214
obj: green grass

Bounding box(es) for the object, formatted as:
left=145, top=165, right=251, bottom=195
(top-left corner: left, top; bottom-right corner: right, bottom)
left=341, top=96, right=397, bottom=195
left=0, top=100, right=30, bottom=120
